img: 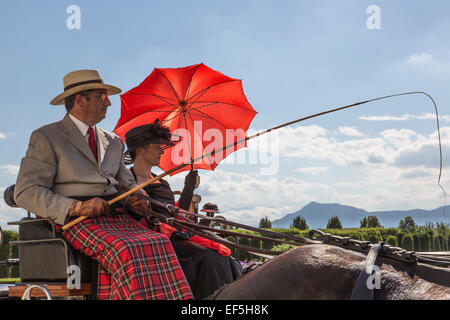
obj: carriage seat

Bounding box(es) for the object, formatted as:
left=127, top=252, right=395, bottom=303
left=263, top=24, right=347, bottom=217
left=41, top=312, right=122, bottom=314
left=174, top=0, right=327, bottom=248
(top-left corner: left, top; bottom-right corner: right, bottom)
left=10, top=217, right=96, bottom=283
left=4, top=185, right=97, bottom=298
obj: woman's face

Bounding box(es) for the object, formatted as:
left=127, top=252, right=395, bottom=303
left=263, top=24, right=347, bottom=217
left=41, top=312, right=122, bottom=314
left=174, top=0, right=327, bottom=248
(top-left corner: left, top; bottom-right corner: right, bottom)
left=137, top=143, right=164, bottom=167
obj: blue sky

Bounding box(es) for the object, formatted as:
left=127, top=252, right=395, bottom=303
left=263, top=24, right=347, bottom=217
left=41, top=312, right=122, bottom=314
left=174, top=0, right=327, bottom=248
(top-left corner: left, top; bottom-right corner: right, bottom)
left=1, top=1, right=450, bottom=228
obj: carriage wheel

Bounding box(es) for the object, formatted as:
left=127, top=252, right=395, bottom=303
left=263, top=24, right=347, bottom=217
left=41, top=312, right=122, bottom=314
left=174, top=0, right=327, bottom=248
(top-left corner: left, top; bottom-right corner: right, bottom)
left=209, top=215, right=229, bottom=231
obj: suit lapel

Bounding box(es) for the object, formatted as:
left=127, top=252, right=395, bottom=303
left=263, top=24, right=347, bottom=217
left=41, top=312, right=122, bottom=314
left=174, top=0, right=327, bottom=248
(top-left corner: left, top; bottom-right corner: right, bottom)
left=96, top=127, right=110, bottom=165
left=60, top=114, right=98, bottom=166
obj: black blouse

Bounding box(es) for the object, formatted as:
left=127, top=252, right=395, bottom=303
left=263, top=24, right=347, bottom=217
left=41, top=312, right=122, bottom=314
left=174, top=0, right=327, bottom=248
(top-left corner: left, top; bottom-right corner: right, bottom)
left=130, top=167, right=194, bottom=216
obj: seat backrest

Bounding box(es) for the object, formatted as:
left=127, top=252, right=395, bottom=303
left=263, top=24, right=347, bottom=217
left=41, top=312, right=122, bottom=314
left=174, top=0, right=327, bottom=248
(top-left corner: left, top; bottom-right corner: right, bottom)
left=13, top=218, right=95, bottom=283
left=5, top=185, right=96, bottom=294
left=16, top=218, right=69, bottom=282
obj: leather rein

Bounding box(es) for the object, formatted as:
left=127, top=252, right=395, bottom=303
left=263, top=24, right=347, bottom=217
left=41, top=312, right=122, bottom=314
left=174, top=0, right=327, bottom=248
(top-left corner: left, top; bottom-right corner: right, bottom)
left=139, top=197, right=320, bottom=257
left=142, top=197, right=450, bottom=268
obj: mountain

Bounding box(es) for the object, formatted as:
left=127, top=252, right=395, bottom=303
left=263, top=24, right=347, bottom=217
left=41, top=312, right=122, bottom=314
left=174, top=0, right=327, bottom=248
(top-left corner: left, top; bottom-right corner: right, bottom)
left=271, top=201, right=450, bottom=229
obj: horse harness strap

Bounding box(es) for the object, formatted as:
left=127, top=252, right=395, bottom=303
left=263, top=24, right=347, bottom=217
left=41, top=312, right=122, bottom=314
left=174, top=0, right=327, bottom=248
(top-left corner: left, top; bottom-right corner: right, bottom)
left=350, top=242, right=384, bottom=300
left=307, top=230, right=421, bottom=300
left=144, top=196, right=320, bottom=246
left=308, top=229, right=418, bottom=265
left=139, top=207, right=288, bottom=256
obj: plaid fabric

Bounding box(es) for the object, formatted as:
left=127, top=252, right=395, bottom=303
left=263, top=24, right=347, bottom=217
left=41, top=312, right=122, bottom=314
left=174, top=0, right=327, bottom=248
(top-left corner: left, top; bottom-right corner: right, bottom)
left=60, top=213, right=193, bottom=300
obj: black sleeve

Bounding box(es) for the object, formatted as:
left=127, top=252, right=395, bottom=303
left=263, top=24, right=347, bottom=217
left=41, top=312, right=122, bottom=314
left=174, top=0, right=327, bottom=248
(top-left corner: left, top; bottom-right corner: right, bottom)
left=178, top=183, right=194, bottom=210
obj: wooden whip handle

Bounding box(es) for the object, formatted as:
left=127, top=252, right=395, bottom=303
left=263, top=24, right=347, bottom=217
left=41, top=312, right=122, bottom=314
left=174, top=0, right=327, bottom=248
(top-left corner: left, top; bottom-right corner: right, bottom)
left=61, top=162, right=190, bottom=231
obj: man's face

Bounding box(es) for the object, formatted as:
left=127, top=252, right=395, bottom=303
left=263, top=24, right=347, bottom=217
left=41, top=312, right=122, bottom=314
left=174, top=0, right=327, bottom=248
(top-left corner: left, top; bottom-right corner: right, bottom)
left=79, top=89, right=111, bottom=125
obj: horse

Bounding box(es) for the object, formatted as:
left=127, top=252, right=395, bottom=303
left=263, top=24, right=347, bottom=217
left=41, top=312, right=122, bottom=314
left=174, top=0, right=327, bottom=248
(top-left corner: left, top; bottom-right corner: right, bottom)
left=208, top=244, right=450, bottom=300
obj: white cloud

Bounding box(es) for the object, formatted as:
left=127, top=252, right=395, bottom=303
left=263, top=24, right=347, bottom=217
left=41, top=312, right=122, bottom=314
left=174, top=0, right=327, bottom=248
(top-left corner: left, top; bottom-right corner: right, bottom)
left=360, top=113, right=450, bottom=122
left=178, top=163, right=449, bottom=226
left=0, top=165, right=20, bottom=175
left=0, top=132, right=6, bottom=139
left=379, top=129, right=423, bottom=148
left=153, top=124, right=450, bottom=225
left=296, top=166, right=330, bottom=175
left=408, top=53, right=433, bottom=64
left=276, top=125, right=389, bottom=165
left=360, top=115, right=411, bottom=121
left=0, top=198, right=25, bottom=230
left=271, top=124, right=449, bottom=169
left=338, top=126, right=363, bottom=137
left=334, top=181, right=364, bottom=189
left=399, top=168, right=433, bottom=180
left=390, top=52, right=450, bottom=78
left=171, top=168, right=337, bottom=226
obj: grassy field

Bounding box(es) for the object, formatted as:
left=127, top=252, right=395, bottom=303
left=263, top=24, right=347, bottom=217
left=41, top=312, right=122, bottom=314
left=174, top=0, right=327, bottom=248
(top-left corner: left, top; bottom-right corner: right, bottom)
left=0, top=278, right=20, bottom=284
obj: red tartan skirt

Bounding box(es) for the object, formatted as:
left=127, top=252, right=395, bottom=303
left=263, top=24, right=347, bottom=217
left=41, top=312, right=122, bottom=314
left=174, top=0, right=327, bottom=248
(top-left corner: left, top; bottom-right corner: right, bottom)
left=60, top=214, right=193, bottom=300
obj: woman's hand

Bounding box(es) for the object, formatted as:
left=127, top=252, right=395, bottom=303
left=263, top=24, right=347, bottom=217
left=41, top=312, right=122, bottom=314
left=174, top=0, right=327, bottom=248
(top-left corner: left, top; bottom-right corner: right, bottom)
left=126, top=193, right=150, bottom=213
left=184, top=170, right=199, bottom=190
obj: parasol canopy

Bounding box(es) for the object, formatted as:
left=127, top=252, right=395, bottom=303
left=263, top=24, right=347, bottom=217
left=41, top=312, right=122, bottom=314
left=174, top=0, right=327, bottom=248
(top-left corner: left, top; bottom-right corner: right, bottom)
left=114, top=63, right=257, bottom=175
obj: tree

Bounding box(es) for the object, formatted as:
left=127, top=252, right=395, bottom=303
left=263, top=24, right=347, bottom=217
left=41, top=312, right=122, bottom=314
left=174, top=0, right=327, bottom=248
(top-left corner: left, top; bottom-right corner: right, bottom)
left=385, top=235, right=398, bottom=247
left=360, top=216, right=383, bottom=228
left=259, top=216, right=272, bottom=229
left=327, top=216, right=343, bottom=229
left=402, top=233, right=414, bottom=251
left=423, top=222, right=435, bottom=233
left=291, top=216, right=309, bottom=230
left=433, top=232, right=443, bottom=251
left=435, top=222, right=449, bottom=237
left=419, top=231, right=431, bottom=252
left=398, top=216, right=417, bottom=233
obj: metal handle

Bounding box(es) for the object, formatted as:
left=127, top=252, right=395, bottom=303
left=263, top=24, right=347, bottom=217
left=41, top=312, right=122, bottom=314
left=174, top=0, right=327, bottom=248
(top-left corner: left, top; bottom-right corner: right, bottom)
left=22, top=285, right=52, bottom=300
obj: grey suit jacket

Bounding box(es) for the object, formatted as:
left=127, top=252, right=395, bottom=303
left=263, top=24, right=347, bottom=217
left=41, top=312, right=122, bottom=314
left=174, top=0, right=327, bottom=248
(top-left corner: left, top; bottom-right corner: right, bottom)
left=14, top=114, right=137, bottom=225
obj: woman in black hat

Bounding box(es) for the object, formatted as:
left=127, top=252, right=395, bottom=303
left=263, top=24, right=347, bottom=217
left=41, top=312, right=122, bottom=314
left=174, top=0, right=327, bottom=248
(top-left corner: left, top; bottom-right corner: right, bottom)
left=124, top=120, right=242, bottom=299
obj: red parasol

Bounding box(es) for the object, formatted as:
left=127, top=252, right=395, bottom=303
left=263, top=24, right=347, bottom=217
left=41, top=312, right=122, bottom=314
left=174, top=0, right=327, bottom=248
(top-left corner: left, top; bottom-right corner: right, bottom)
left=114, top=63, right=257, bottom=175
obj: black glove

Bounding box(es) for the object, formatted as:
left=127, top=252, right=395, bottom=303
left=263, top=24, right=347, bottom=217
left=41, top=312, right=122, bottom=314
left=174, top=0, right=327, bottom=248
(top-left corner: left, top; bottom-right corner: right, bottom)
left=171, top=231, right=192, bottom=240
left=184, top=170, right=199, bottom=191
left=178, top=170, right=199, bottom=210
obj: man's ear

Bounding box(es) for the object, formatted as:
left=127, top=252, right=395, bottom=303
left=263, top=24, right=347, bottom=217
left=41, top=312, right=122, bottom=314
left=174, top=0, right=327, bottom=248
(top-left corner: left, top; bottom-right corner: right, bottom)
left=74, top=93, right=85, bottom=109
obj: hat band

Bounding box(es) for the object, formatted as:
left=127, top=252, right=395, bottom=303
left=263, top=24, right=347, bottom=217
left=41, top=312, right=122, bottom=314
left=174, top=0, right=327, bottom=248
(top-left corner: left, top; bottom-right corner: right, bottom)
left=64, top=79, right=104, bottom=91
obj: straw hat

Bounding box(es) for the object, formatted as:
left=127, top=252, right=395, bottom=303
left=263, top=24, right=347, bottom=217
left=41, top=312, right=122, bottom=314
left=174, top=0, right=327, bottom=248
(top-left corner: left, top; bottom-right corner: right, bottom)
left=50, top=69, right=121, bottom=105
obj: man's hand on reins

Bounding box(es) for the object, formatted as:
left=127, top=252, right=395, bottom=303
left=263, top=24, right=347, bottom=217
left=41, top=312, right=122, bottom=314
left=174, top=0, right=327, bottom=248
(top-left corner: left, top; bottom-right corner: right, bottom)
left=126, top=192, right=150, bottom=213
left=68, top=197, right=110, bottom=218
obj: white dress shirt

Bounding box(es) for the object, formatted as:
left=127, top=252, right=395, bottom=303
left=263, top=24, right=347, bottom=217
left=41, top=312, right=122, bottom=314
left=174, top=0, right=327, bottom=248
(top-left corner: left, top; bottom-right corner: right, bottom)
left=68, top=113, right=105, bottom=163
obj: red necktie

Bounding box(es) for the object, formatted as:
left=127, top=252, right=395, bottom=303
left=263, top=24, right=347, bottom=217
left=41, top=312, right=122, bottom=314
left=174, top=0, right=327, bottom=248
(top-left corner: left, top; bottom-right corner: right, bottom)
left=87, top=127, right=98, bottom=162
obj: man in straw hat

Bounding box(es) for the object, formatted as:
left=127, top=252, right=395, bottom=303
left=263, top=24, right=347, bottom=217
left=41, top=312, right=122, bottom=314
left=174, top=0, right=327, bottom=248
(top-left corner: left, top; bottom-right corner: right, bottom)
left=14, top=69, right=193, bottom=300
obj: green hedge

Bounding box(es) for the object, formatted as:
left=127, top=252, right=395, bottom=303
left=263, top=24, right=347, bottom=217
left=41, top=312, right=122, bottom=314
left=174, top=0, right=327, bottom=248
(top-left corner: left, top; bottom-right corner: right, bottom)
left=1, top=226, right=448, bottom=270
left=228, top=226, right=449, bottom=258
left=402, top=234, right=414, bottom=251
left=0, top=231, right=18, bottom=278
left=385, top=235, right=397, bottom=247
left=419, top=232, right=432, bottom=252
